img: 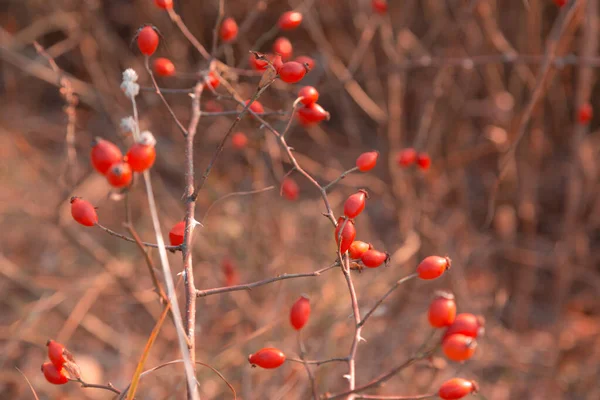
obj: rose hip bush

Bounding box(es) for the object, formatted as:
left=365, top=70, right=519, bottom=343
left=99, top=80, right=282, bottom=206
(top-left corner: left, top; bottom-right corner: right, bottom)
left=3, top=1, right=597, bottom=400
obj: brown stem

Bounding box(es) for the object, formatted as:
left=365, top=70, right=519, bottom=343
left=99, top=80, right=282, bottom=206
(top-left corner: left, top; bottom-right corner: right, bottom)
left=296, top=331, right=319, bottom=400
left=181, top=82, right=204, bottom=385
left=197, top=262, right=338, bottom=297
left=96, top=223, right=181, bottom=251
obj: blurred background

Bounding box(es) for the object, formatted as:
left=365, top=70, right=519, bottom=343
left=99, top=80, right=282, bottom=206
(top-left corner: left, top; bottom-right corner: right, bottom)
left=1, top=0, right=600, bottom=399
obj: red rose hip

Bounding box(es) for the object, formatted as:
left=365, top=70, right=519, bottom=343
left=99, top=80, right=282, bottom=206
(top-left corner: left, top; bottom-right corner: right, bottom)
left=153, top=58, right=175, bottom=77
left=70, top=197, right=98, bottom=227
left=169, top=221, right=185, bottom=246
left=220, top=18, right=238, bottom=42
left=439, top=378, right=479, bottom=400
left=281, top=177, right=299, bottom=201
left=47, top=340, right=67, bottom=369
left=442, top=333, right=477, bottom=362
left=298, top=86, right=319, bottom=106
left=361, top=249, right=388, bottom=268
left=428, top=291, right=456, bottom=328
left=278, top=11, right=303, bottom=30
left=91, top=138, right=123, bottom=175
left=343, top=189, right=368, bottom=219
left=348, top=241, right=370, bottom=259
left=356, top=151, right=378, bottom=172
left=417, top=255, right=451, bottom=280
left=248, top=348, right=286, bottom=369
left=106, top=162, right=133, bottom=188
left=273, top=37, right=293, bottom=60
left=335, top=217, right=356, bottom=254
left=137, top=26, right=159, bottom=56
left=290, top=295, right=311, bottom=330
left=41, top=362, right=69, bottom=385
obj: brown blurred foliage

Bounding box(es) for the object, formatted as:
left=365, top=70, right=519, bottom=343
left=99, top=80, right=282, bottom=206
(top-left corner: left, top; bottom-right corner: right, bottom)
left=1, top=0, right=600, bottom=399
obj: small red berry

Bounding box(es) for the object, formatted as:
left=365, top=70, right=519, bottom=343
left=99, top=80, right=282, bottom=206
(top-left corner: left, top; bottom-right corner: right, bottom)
left=203, top=71, right=220, bottom=90
left=298, top=86, right=319, bottom=106
left=428, top=291, right=457, bottom=328
left=295, top=56, right=315, bottom=70
left=248, top=348, right=286, bottom=369
left=281, top=177, right=299, bottom=201
left=155, top=0, right=173, bottom=9
left=417, top=255, right=451, bottom=280
left=356, top=151, right=378, bottom=172
left=361, top=249, right=388, bottom=268
left=106, top=162, right=133, bottom=188
left=397, top=148, right=417, bottom=167
left=220, top=17, right=238, bottom=42
left=91, top=138, right=123, bottom=175
left=279, top=61, right=308, bottom=83
left=273, top=37, right=293, bottom=60
left=290, top=295, right=310, bottom=330
left=372, top=0, right=388, bottom=14
left=439, top=378, right=479, bottom=400
left=348, top=241, right=370, bottom=259
left=153, top=57, right=176, bottom=77
left=70, top=197, right=98, bottom=227
left=278, top=11, right=303, bottom=30
left=443, top=313, right=485, bottom=340
left=416, top=152, right=431, bottom=170
left=245, top=100, right=264, bottom=114
left=169, top=221, right=185, bottom=246
left=249, top=53, right=269, bottom=71
left=343, top=189, right=368, bottom=219
left=335, top=217, right=356, bottom=254
left=126, top=134, right=156, bottom=172
left=231, top=132, right=248, bottom=149
left=137, top=26, right=159, bottom=56
left=578, top=102, right=593, bottom=124
left=41, top=362, right=69, bottom=385
left=553, top=0, right=567, bottom=7
left=442, top=333, right=477, bottom=362
left=47, top=340, right=66, bottom=369
left=297, top=103, right=330, bottom=126
left=222, top=257, right=239, bottom=286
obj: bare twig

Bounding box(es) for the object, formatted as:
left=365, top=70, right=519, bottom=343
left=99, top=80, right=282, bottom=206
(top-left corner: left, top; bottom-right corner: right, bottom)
left=296, top=331, right=319, bottom=400
left=201, top=186, right=275, bottom=224
left=197, top=262, right=338, bottom=297
left=358, top=273, right=419, bottom=328
left=95, top=223, right=181, bottom=251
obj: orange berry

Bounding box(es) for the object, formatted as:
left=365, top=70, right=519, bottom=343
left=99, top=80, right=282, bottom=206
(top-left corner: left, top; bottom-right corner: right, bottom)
left=428, top=291, right=456, bottom=328
left=417, top=255, right=451, bottom=280
left=442, top=333, right=477, bottom=362
left=439, top=378, right=479, bottom=400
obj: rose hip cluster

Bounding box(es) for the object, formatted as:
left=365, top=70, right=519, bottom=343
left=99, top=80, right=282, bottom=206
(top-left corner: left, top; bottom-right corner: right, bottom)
left=42, top=340, right=79, bottom=385
left=397, top=147, right=431, bottom=170
left=427, top=291, right=485, bottom=363
left=91, top=132, right=156, bottom=189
